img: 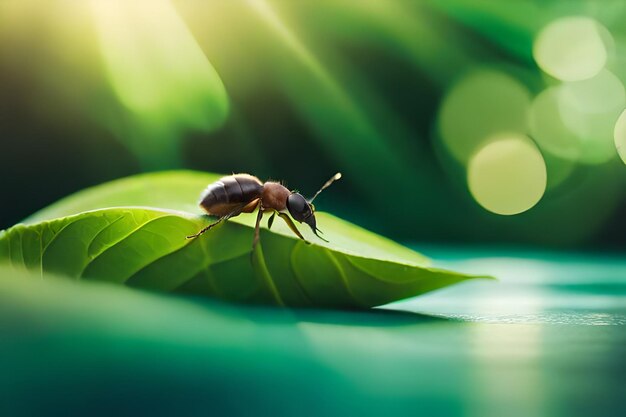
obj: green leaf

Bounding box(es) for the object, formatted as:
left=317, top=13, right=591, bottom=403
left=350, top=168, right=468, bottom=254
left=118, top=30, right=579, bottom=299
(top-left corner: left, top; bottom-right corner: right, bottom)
left=2, top=171, right=489, bottom=308
left=24, top=170, right=219, bottom=223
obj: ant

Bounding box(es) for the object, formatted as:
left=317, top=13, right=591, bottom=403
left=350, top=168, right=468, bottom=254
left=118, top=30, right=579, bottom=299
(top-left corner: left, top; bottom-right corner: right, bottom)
left=187, top=173, right=341, bottom=249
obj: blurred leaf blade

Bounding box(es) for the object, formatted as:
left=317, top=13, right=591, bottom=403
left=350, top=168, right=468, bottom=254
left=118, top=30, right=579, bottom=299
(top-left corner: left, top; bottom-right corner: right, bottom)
left=90, top=0, right=229, bottom=168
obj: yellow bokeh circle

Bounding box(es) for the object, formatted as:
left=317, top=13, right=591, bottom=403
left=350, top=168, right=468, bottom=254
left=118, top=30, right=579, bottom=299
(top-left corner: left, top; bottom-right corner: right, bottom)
left=533, top=16, right=611, bottom=82
left=468, top=135, right=547, bottom=215
left=438, top=69, right=530, bottom=164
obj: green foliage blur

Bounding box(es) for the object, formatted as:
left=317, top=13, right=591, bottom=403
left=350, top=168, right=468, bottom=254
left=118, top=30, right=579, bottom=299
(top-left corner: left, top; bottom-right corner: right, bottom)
left=1, top=0, right=625, bottom=249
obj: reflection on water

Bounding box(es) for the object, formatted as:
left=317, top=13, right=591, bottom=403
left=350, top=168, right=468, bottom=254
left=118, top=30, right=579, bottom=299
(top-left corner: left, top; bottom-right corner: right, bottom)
left=388, top=248, right=626, bottom=326
left=378, top=246, right=626, bottom=416
left=466, top=324, right=545, bottom=417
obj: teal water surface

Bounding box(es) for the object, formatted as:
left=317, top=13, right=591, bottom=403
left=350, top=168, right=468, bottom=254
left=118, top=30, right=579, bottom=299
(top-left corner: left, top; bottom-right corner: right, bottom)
left=1, top=248, right=624, bottom=417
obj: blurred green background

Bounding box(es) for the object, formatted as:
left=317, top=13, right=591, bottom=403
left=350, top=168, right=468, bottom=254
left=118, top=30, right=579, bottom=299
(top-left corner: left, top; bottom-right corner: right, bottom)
left=2, top=0, right=626, bottom=249
left=1, top=2, right=626, bottom=417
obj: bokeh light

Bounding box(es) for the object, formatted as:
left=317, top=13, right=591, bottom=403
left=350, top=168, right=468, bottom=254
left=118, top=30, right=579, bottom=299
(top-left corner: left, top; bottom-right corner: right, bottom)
left=438, top=69, right=531, bottom=163
left=529, top=70, right=625, bottom=165
left=468, top=135, right=547, bottom=215
left=615, top=109, right=626, bottom=164
left=533, top=16, right=611, bottom=82
left=558, top=69, right=624, bottom=164
left=529, top=87, right=583, bottom=161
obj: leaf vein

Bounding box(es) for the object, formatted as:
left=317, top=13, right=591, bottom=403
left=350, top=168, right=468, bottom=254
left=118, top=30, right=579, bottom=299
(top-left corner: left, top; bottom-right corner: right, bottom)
left=124, top=220, right=255, bottom=288
left=325, top=250, right=362, bottom=307
left=85, top=214, right=126, bottom=259
left=79, top=213, right=177, bottom=277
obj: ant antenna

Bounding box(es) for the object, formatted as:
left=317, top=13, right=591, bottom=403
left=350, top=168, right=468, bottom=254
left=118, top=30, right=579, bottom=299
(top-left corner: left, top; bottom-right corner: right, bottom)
left=309, top=172, right=342, bottom=203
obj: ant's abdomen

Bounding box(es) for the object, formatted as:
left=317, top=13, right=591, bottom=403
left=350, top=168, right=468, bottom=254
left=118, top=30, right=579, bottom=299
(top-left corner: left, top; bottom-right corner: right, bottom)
left=199, top=174, right=263, bottom=216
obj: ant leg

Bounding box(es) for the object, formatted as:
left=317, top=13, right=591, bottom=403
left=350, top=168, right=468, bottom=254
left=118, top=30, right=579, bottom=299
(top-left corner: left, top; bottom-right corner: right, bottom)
left=252, top=204, right=264, bottom=250
left=186, top=207, right=244, bottom=239
left=277, top=212, right=309, bottom=244
left=186, top=216, right=227, bottom=239
left=267, top=211, right=276, bottom=229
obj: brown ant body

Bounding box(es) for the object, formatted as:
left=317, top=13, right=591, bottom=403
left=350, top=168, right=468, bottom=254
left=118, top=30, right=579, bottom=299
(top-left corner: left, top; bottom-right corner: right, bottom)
left=187, top=173, right=341, bottom=248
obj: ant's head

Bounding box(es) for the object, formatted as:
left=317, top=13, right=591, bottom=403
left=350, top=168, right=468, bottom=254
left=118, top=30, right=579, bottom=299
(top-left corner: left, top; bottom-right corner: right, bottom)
left=287, top=192, right=324, bottom=239
left=286, top=173, right=341, bottom=242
